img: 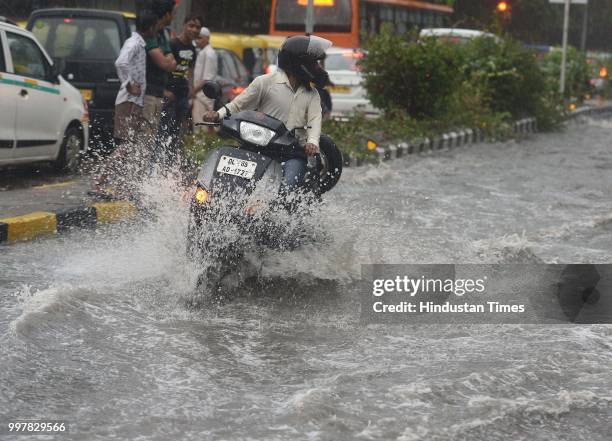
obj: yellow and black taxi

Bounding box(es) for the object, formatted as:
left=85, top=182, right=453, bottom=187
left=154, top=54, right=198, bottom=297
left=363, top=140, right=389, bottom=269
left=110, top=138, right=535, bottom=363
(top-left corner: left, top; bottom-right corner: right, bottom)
left=26, top=9, right=135, bottom=147
left=0, top=17, right=89, bottom=171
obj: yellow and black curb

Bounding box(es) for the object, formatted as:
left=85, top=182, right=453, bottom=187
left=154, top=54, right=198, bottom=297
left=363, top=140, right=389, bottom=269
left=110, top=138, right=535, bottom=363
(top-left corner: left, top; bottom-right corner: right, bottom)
left=343, top=105, right=612, bottom=167
left=343, top=118, right=538, bottom=167
left=0, top=201, right=137, bottom=244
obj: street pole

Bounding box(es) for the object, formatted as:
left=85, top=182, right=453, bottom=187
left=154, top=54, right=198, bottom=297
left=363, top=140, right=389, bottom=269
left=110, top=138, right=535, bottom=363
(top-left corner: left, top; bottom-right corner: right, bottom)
left=306, top=0, right=314, bottom=34
left=580, top=1, right=588, bottom=52
left=171, top=0, right=192, bottom=35
left=560, top=0, right=571, bottom=95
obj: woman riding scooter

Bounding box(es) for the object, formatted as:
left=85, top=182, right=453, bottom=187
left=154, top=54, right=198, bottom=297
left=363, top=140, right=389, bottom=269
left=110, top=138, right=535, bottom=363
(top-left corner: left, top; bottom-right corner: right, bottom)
left=201, top=35, right=333, bottom=190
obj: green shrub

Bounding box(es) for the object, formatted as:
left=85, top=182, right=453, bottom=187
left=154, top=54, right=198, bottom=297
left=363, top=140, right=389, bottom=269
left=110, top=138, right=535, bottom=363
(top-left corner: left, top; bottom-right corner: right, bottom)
left=540, top=46, right=590, bottom=101
left=361, top=26, right=462, bottom=119
left=360, top=25, right=565, bottom=131
left=461, top=36, right=549, bottom=119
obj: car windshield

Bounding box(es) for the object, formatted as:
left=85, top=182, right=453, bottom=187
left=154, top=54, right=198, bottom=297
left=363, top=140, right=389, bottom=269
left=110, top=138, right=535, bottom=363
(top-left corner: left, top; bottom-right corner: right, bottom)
left=267, top=48, right=278, bottom=66
left=243, top=48, right=266, bottom=77
left=30, top=16, right=121, bottom=60
left=325, top=52, right=363, bottom=71
left=126, top=18, right=136, bottom=34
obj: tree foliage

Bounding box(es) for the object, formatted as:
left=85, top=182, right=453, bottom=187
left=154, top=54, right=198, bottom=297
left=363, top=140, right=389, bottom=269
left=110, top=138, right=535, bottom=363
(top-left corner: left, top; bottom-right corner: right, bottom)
left=461, top=36, right=548, bottom=118
left=360, top=27, right=570, bottom=130
left=361, top=27, right=462, bottom=119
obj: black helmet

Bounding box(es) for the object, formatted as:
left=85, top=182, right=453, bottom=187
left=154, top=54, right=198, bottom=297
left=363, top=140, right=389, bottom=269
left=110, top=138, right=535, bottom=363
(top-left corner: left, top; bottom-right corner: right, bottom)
left=277, top=35, right=332, bottom=89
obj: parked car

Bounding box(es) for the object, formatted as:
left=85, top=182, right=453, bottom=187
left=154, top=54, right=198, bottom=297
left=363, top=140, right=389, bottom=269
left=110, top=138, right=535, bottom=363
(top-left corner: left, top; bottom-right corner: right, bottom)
left=27, top=9, right=135, bottom=147
left=325, top=47, right=378, bottom=117
left=0, top=18, right=89, bottom=171
left=419, top=28, right=499, bottom=44
left=211, top=47, right=251, bottom=107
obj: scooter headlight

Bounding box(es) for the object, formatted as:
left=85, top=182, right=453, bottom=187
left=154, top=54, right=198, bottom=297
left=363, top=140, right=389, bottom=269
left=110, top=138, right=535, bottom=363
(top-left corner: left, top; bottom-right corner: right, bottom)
left=194, top=187, right=209, bottom=204
left=240, top=122, right=275, bottom=147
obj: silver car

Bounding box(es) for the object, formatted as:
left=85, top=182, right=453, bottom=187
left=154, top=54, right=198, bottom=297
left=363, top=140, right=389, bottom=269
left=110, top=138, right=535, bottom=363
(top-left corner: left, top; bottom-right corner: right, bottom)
left=325, top=48, right=379, bottom=118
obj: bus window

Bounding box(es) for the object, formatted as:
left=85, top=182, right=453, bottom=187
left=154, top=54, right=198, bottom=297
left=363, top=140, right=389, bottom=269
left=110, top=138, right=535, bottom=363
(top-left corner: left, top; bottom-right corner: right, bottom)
left=274, top=0, right=352, bottom=33
left=364, top=1, right=377, bottom=34
left=270, top=0, right=453, bottom=48
left=359, top=2, right=367, bottom=36
left=396, top=8, right=408, bottom=34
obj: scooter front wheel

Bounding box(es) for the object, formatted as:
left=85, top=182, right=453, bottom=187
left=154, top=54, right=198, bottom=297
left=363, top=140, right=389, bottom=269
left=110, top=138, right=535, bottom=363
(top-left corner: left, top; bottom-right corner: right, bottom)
left=317, top=134, right=343, bottom=194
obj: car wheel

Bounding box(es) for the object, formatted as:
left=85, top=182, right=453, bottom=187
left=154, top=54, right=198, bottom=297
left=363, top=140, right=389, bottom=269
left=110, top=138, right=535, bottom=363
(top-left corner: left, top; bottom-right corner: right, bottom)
left=53, top=126, right=82, bottom=174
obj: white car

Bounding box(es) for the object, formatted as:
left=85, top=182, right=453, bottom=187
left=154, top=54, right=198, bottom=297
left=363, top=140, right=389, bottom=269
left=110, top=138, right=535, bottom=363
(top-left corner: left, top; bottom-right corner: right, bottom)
left=0, top=18, right=88, bottom=171
left=419, top=28, right=500, bottom=44
left=325, top=47, right=379, bottom=118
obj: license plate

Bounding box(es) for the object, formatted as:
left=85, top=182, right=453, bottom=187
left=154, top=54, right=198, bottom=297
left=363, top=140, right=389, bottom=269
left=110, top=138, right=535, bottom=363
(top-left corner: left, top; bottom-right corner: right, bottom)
left=80, top=89, right=93, bottom=101
left=329, top=85, right=351, bottom=94
left=216, top=156, right=257, bottom=179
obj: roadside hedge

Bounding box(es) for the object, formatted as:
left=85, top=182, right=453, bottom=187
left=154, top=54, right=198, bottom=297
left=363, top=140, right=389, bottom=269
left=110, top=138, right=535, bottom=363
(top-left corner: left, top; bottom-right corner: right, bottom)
left=540, top=46, right=591, bottom=102
left=361, top=26, right=571, bottom=124
left=461, top=36, right=547, bottom=119
left=186, top=27, right=589, bottom=163
left=360, top=29, right=462, bottom=119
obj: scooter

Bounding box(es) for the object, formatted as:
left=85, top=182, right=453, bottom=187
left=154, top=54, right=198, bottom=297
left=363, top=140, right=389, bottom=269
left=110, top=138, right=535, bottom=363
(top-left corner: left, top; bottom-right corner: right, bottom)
left=187, top=82, right=343, bottom=290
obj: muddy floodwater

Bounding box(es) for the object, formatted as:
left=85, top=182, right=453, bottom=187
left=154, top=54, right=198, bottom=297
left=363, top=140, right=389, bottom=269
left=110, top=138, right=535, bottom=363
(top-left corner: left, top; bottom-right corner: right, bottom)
left=1, top=119, right=611, bottom=440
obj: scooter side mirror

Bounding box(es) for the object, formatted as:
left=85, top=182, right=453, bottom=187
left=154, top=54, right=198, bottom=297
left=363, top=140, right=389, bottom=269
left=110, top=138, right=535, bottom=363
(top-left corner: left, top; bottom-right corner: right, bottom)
left=202, top=81, right=222, bottom=100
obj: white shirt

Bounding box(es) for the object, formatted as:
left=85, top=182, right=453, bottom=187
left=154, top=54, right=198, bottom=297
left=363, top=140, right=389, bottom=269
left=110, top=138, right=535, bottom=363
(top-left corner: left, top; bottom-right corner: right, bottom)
left=217, top=70, right=322, bottom=147
left=114, top=32, right=146, bottom=106
left=193, top=44, right=218, bottom=88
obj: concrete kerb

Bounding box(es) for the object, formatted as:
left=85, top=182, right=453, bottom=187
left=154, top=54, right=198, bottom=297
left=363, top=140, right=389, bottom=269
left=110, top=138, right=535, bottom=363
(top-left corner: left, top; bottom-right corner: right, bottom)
left=343, top=105, right=612, bottom=170
left=0, top=201, right=138, bottom=244
left=569, top=104, right=612, bottom=124
left=343, top=117, right=536, bottom=169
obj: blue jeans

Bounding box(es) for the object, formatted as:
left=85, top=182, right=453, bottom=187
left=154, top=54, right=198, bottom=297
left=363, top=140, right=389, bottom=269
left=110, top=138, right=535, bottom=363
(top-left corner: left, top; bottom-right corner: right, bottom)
left=282, top=158, right=307, bottom=190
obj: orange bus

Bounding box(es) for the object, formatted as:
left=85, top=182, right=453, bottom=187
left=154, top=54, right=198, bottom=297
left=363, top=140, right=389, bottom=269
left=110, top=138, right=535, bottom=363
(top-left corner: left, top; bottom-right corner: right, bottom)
left=270, top=0, right=454, bottom=48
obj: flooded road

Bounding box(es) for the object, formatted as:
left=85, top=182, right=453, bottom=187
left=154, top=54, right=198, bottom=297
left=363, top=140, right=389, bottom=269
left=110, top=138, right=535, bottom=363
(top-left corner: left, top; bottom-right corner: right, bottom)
left=1, top=119, right=611, bottom=440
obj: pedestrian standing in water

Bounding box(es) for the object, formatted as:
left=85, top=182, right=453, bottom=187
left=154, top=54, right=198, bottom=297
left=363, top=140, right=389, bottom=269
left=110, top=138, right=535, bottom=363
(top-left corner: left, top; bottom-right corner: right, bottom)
left=157, top=15, right=203, bottom=166
left=192, top=26, right=218, bottom=129
left=142, top=0, right=177, bottom=141
left=92, top=10, right=158, bottom=198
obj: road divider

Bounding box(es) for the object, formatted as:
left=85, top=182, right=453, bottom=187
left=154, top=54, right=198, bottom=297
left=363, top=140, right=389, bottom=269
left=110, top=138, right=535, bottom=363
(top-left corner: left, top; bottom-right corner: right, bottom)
left=343, top=117, right=538, bottom=168
left=341, top=104, right=612, bottom=168
left=0, top=201, right=138, bottom=244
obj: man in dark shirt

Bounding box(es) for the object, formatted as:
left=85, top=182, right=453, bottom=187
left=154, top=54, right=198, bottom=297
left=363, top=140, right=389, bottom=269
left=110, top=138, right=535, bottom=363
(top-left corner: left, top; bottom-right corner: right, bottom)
left=142, top=0, right=176, bottom=139
left=157, top=14, right=203, bottom=166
